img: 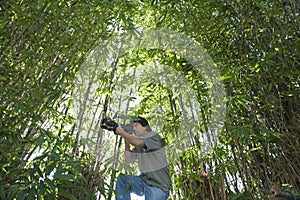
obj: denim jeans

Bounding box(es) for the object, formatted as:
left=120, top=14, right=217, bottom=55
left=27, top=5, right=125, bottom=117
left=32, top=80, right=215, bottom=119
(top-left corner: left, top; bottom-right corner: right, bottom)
left=115, top=175, right=169, bottom=200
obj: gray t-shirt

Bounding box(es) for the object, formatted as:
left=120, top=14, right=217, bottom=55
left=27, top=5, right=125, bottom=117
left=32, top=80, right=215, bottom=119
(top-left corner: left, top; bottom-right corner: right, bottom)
left=133, top=132, right=172, bottom=191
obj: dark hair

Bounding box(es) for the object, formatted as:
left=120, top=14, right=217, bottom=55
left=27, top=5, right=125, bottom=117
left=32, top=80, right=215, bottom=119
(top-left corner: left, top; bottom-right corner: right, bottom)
left=132, top=116, right=149, bottom=127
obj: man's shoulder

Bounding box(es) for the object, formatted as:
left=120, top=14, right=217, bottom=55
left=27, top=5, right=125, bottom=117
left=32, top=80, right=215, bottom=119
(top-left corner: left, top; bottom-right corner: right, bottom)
left=142, top=131, right=162, bottom=140
left=144, top=131, right=160, bottom=137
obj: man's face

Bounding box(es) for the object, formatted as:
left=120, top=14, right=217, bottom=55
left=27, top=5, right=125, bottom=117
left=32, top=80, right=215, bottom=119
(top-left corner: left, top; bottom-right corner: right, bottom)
left=133, top=122, right=146, bottom=136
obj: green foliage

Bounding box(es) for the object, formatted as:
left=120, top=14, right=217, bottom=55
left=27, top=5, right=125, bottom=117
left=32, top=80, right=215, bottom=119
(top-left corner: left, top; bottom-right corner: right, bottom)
left=1, top=0, right=299, bottom=199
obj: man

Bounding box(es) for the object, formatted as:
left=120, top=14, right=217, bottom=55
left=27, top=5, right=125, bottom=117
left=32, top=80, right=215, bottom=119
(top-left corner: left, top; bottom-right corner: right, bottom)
left=114, top=116, right=171, bottom=200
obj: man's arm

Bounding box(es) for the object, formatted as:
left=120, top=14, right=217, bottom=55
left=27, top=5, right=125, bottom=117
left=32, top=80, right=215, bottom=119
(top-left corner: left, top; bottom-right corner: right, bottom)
left=115, top=127, right=145, bottom=148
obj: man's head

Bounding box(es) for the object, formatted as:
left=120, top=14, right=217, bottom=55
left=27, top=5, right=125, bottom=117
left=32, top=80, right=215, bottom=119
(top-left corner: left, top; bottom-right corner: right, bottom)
left=133, top=116, right=149, bottom=126
left=132, top=116, right=151, bottom=136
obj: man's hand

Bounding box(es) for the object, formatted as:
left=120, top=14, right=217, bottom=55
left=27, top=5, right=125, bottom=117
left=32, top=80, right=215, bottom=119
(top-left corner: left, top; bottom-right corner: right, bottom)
left=115, top=126, right=124, bottom=135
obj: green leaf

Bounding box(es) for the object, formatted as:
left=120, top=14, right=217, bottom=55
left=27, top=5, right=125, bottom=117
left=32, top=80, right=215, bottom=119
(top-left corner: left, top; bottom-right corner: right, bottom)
left=45, top=178, right=56, bottom=191
left=45, top=162, right=56, bottom=176
left=58, top=189, right=77, bottom=200
left=53, top=173, right=74, bottom=181
left=16, top=189, right=27, bottom=200
left=0, top=186, right=5, bottom=200
left=0, top=75, right=7, bottom=81
left=27, top=187, right=36, bottom=200
left=39, top=180, right=45, bottom=195
left=33, top=163, right=43, bottom=178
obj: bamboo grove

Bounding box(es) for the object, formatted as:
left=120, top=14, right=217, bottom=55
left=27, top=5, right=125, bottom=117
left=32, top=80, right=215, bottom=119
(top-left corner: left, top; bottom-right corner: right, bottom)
left=1, top=0, right=299, bottom=199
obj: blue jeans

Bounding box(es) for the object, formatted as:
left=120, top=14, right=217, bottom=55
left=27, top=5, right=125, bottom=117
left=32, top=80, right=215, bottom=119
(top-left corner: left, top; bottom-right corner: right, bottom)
left=115, top=175, right=169, bottom=200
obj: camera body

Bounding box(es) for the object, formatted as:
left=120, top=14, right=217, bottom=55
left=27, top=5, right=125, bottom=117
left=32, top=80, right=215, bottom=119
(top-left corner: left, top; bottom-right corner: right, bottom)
left=101, top=118, right=118, bottom=132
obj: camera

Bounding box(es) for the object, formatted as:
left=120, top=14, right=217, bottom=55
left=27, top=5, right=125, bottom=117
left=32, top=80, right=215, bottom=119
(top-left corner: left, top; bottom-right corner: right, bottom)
left=101, top=118, right=118, bottom=132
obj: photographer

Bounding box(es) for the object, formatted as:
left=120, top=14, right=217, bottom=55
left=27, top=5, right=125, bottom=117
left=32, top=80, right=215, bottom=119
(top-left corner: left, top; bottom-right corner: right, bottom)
left=103, top=116, right=171, bottom=200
